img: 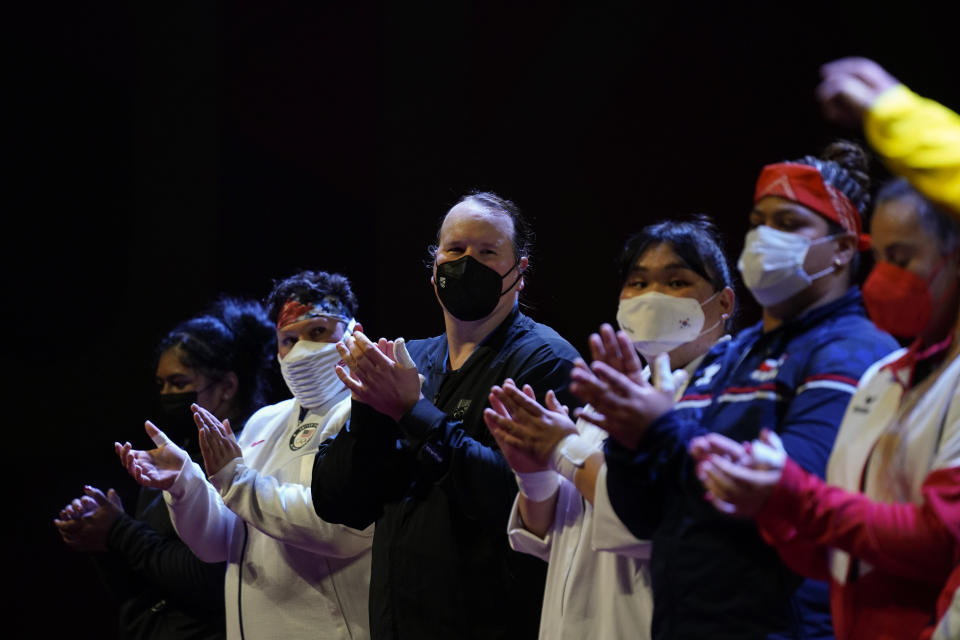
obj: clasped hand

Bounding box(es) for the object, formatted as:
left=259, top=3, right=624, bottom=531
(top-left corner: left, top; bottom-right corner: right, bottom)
left=335, top=329, right=423, bottom=422
left=53, top=485, right=124, bottom=553
left=688, top=428, right=786, bottom=518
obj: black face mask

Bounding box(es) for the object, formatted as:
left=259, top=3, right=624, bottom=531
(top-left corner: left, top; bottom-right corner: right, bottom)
left=435, top=255, right=521, bottom=321
left=156, top=391, right=200, bottom=450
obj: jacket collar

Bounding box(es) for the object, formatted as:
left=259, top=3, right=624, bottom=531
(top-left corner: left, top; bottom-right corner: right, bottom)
left=431, top=304, right=523, bottom=374
left=765, top=286, right=865, bottom=339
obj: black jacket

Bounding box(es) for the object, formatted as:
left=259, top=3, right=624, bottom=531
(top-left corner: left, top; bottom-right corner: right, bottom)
left=97, top=485, right=226, bottom=639
left=313, top=308, right=581, bottom=639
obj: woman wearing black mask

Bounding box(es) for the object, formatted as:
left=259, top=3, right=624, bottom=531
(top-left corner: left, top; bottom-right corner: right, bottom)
left=54, top=297, right=274, bottom=640
left=151, top=305, right=271, bottom=450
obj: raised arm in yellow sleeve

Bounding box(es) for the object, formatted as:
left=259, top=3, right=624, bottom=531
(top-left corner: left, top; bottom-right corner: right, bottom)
left=865, top=84, right=960, bottom=213
left=817, top=57, right=960, bottom=216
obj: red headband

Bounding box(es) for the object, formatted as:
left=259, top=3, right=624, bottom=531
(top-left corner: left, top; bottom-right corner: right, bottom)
left=755, top=163, right=870, bottom=251
left=276, top=297, right=350, bottom=330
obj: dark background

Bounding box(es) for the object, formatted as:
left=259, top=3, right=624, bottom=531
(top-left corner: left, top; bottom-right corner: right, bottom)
left=7, top=1, right=957, bottom=635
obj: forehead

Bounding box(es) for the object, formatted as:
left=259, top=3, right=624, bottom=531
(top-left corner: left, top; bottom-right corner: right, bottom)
left=156, top=347, right=193, bottom=377
left=439, top=201, right=515, bottom=245
left=633, top=242, right=689, bottom=270
left=871, top=197, right=934, bottom=248
left=753, top=195, right=825, bottom=222
left=277, top=315, right=342, bottom=335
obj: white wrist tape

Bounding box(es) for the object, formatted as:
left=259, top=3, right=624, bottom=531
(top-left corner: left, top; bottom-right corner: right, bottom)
left=549, top=434, right=600, bottom=482
left=750, top=431, right=786, bottom=470
left=514, top=470, right=560, bottom=502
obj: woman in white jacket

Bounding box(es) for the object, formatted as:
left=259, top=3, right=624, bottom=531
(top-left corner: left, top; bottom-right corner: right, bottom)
left=117, top=270, right=373, bottom=640
left=483, top=217, right=735, bottom=639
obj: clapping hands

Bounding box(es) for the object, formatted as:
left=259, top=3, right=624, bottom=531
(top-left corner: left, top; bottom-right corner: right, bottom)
left=335, top=330, right=424, bottom=421
left=483, top=379, right=576, bottom=473
left=569, top=324, right=685, bottom=450
left=688, top=428, right=787, bottom=518
left=115, top=421, right=189, bottom=490
left=193, top=404, right=242, bottom=476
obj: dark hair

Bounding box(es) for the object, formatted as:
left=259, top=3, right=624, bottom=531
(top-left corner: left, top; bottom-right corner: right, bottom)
left=618, top=215, right=736, bottom=330
left=265, top=270, right=359, bottom=324
left=795, top=140, right=873, bottom=217
left=156, top=297, right=276, bottom=425
left=876, top=178, right=960, bottom=254
left=428, top=190, right=535, bottom=269
left=794, top=140, right=873, bottom=279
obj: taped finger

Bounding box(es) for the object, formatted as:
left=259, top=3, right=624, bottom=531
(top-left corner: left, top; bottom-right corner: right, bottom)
left=145, top=421, right=173, bottom=447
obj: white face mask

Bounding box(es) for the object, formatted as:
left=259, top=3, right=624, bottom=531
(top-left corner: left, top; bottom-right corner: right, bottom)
left=616, top=290, right=721, bottom=361
left=278, top=319, right=354, bottom=409
left=737, top=225, right=837, bottom=307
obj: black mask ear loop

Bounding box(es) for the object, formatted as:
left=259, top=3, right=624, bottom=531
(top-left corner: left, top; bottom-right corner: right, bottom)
left=499, top=260, right=524, bottom=298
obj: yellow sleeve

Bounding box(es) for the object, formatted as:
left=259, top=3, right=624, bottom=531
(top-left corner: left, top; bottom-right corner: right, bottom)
left=865, top=84, right=960, bottom=215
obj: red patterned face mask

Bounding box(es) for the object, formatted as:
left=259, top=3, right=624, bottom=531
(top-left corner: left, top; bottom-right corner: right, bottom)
left=862, top=260, right=934, bottom=339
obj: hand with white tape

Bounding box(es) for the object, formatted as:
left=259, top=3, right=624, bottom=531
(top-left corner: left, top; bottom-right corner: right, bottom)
left=748, top=429, right=787, bottom=471
left=393, top=337, right=426, bottom=389
left=650, top=351, right=690, bottom=398
left=335, top=329, right=424, bottom=421
left=689, top=428, right=786, bottom=518
left=482, top=381, right=563, bottom=503
left=114, top=421, right=189, bottom=490
left=484, top=379, right=580, bottom=473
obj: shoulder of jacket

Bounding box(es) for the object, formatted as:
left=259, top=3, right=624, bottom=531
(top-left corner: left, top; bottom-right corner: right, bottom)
left=243, top=398, right=297, bottom=434
left=795, top=312, right=893, bottom=347
left=511, top=317, right=580, bottom=360
left=406, top=334, right=445, bottom=358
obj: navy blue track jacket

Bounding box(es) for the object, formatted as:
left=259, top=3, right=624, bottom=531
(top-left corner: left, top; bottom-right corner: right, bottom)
left=605, top=287, right=898, bottom=640
left=313, top=307, right=581, bottom=639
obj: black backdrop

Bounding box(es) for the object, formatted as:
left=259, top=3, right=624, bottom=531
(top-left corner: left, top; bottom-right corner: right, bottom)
left=7, top=1, right=958, bottom=635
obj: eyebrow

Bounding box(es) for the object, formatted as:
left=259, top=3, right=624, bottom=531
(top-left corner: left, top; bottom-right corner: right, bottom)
left=443, top=240, right=500, bottom=249
left=632, top=262, right=693, bottom=272
left=880, top=241, right=913, bottom=254
left=751, top=205, right=809, bottom=218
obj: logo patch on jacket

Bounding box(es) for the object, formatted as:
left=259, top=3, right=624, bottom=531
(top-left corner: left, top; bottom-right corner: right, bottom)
left=852, top=395, right=876, bottom=414
left=693, top=362, right=722, bottom=388
left=452, top=399, right=472, bottom=420
left=750, top=354, right=788, bottom=382
left=289, top=423, right=319, bottom=451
